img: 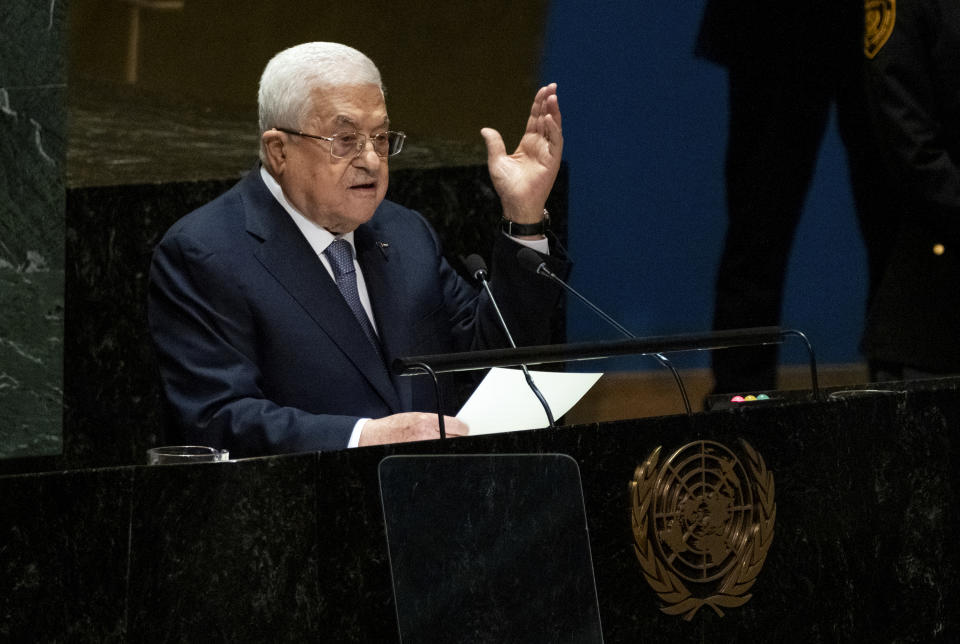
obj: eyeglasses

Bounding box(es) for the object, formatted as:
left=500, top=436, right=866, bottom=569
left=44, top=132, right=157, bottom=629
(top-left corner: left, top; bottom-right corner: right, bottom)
left=274, top=127, right=406, bottom=159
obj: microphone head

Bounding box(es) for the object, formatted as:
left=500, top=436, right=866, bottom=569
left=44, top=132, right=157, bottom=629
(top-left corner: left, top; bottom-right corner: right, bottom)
left=516, top=247, right=547, bottom=276
left=461, top=253, right=489, bottom=281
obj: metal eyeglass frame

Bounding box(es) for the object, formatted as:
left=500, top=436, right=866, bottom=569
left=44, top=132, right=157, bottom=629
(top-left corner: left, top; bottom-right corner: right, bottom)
left=273, top=127, right=406, bottom=159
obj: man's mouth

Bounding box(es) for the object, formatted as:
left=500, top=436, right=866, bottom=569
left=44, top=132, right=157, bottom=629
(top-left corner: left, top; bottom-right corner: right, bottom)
left=349, top=181, right=377, bottom=191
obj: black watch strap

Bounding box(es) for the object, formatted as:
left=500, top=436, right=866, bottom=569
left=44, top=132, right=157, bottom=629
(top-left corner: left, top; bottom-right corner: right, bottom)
left=500, top=209, right=550, bottom=236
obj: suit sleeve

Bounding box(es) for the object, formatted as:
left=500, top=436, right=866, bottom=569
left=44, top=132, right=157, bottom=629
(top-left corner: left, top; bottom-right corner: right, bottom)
left=148, top=231, right=360, bottom=458
left=486, top=234, right=570, bottom=347
left=418, top=210, right=570, bottom=354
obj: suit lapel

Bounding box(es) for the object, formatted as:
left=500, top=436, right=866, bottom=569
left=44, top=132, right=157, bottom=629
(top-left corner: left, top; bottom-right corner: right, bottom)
left=240, top=170, right=402, bottom=413
left=355, top=223, right=417, bottom=411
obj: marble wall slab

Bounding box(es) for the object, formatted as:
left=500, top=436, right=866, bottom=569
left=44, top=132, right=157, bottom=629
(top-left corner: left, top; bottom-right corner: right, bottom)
left=63, top=179, right=236, bottom=469
left=0, top=1, right=67, bottom=459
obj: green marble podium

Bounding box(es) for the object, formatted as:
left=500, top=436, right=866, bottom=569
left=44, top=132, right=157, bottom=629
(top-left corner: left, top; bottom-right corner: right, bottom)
left=0, top=1, right=67, bottom=461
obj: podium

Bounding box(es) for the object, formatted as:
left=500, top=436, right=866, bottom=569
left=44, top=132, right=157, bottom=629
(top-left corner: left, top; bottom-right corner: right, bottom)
left=1, top=377, right=959, bottom=641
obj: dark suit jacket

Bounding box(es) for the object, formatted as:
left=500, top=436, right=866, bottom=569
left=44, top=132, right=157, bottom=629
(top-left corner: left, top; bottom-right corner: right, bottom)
left=148, top=167, right=567, bottom=457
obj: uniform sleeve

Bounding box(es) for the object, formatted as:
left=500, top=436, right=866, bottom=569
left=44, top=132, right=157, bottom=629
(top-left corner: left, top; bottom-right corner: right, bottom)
left=865, top=0, right=960, bottom=238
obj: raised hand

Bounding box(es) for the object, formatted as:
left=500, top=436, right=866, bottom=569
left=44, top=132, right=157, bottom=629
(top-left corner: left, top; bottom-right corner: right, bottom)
left=481, top=83, right=563, bottom=225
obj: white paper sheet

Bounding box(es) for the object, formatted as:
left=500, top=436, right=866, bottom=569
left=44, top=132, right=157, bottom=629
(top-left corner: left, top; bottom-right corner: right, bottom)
left=456, top=367, right=603, bottom=435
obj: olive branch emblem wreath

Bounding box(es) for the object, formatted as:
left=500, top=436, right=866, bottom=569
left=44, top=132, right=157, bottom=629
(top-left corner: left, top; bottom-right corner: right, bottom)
left=630, top=440, right=776, bottom=620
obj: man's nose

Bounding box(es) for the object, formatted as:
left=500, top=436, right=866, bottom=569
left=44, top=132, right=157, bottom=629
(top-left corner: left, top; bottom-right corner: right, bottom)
left=353, top=139, right=382, bottom=166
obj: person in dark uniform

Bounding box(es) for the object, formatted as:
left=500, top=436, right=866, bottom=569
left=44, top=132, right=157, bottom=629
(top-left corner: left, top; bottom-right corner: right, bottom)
left=860, top=0, right=960, bottom=379
left=696, top=1, right=894, bottom=394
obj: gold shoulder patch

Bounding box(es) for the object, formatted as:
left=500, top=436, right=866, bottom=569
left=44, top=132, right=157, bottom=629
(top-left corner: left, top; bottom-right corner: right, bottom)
left=865, top=0, right=896, bottom=59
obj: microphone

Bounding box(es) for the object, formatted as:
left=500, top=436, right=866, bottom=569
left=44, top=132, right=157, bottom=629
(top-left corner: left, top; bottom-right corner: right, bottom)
left=462, top=253, right=489, bottom=282
left=462, top=254, right=557, bottom=428
left=517, top=247, right=692, bottom=415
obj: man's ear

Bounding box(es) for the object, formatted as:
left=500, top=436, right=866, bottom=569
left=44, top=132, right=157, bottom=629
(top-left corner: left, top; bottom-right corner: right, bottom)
left=261, top=129, right=286, bottom=175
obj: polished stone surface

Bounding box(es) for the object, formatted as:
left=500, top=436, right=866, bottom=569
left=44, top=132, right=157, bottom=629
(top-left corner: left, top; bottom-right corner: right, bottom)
left=1, top=379, right=957, bottom=641
left=0, top=0, right=66, bottom=459
left=310, top=383, right=959, bottom=642
left=0, top=467, right=131, bottom=640
left=66, top=80, right=491, bottom=189
left=125, top=453, right=321, bottom=641
left=63, top=178, right=236, bottom=468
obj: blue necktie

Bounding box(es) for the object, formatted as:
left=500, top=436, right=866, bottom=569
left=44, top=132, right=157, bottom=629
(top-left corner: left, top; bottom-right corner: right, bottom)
left=323, top=239, right=383, bottom=354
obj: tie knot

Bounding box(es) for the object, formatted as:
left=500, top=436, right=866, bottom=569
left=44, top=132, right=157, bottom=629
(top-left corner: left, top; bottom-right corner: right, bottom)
left=324, top=238, right=355, bottom=277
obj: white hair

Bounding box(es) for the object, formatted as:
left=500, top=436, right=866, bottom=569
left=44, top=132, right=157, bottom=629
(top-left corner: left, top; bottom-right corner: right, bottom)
left=257, top=42, right=384, bottom=161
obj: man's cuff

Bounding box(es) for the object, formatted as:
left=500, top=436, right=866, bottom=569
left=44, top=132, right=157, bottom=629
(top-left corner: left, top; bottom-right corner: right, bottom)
left=347, top=418, right=369, bottom=448
left=501, top=231, right=550, bottom=255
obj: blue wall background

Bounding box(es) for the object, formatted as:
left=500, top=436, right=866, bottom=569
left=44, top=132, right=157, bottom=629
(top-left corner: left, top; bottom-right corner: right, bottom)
left=541, top=1, right=868, bottom=369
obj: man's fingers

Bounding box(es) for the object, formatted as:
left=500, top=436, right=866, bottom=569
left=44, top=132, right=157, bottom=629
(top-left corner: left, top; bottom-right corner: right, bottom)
left=481, top=127, right=507, bottom=161
left=526, top=84, right=552, bottom=133
left=360, top=412, right=470, bottom=446
left=441, top=416, right=469, bottom=436
left=543, top=92, right=562, bottom=131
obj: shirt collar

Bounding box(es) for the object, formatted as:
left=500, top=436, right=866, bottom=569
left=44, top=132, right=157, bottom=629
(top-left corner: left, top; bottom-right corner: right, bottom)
left=259, top=165, right=355, bottom=256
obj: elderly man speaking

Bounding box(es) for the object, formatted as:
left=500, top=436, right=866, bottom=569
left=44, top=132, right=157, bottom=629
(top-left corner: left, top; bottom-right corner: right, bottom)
left=148, top=42, right=568, bottom=457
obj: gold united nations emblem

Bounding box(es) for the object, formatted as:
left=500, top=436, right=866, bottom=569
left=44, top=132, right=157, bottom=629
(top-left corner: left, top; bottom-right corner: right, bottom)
left=865, top=0, right=896, bottom=59
left=630, top=440, right=775, bottom=620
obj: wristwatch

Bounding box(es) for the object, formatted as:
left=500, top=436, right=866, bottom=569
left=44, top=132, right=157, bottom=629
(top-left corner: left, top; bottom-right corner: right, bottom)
left=500, top=209, right=550, bottom=236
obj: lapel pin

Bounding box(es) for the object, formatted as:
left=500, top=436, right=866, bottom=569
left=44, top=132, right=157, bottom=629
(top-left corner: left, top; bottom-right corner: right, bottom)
left=376, top=241, right=390, bottom=260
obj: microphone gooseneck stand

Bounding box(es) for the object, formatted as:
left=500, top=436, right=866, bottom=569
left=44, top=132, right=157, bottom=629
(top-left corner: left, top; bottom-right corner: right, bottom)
left=516, top=247, right=693, bottom=416
left=408, top=361, right=446, bottom=439
left=463, top=254, right=557, bottom=429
